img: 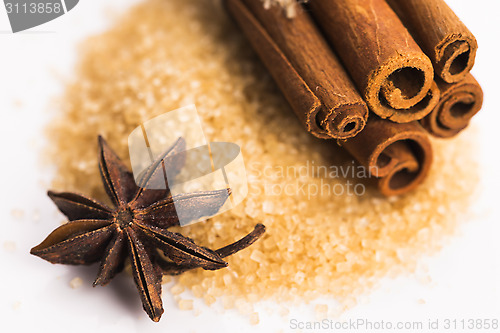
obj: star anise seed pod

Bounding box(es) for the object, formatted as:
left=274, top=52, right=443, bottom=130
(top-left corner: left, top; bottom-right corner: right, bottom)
left=31, top=136, right=265, bottom=322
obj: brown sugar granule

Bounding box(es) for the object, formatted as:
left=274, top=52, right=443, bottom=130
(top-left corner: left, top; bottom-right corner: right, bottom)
left=12, top=302, right=22, bottom=311
left=3, top=241, right=17, bottom=253
left=314, top=303, right=328, bottom=320
left=178, top=299, right=194, bottom=311
left=46, top=0, right=479, bottom=313
left=170, top=284, right=185, bottom=296
left=69, top=277, right=83, bottom=289
left=249, top=312, right=260, bottom=325
left=10, top=209, right=24, bottom=220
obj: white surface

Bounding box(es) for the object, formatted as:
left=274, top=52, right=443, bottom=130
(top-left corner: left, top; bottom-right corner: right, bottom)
left=0, top=1, right=499, bottom=332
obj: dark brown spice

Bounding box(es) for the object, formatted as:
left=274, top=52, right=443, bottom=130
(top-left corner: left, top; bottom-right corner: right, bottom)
left=31, top=136, right=265, bottom=322
left=419, top=75, right=483, bottom=138
left=386, top=0, right=478, bottom=83
left=342, top=116, right=433, bottom=196
left=224, top=0, right=369, bottom=139
left=307, top=0, right=437, bottom=123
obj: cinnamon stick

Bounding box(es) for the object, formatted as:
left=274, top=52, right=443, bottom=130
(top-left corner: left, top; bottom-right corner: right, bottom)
left=224, top=0, right=369, bottom=139
left=387, top=0, right=477, bottom=83
left=308, top=0, right=437, bottom=123
left=420, top=75, right=483, bottom=138
left=342, top=117, right=433, bottom=196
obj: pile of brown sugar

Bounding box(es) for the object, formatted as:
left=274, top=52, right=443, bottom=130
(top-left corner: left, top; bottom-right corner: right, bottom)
left=46, top=0, right=479, bottom=319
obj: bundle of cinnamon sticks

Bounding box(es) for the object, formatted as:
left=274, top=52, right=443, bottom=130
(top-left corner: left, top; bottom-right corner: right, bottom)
left=225, top=0, right=483, bottom=196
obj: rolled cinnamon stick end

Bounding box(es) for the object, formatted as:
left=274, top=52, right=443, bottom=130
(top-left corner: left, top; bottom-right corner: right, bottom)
left=225, top=0, right=369, bottom=139
left=342, top=117, right=433, bottom=196
left=389, top=80, right=441, bottom=124
left=308, top=0, right=435, bottom=123
left=387, top=0, right=477, bottom=83
left=420, top=75, right=483, bottom=138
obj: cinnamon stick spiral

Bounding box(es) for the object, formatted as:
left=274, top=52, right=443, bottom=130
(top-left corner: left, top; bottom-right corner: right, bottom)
left=308, top=0, right=438, bottom=123
left=342, top=117, right=433, bottom=196
left=387, top=0, right=478, bottom=83
left=420, top=75, right=483, bottom=138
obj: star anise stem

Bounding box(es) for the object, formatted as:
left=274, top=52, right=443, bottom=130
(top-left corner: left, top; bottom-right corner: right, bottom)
left=156, top=223, right=266, bottom=275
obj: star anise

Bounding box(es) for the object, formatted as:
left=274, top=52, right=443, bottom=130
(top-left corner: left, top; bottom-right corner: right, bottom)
left=31, top=136, right=265, bottom=322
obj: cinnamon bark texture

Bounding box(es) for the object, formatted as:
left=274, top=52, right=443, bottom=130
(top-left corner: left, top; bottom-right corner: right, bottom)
left=342, top=117, right=433, bottom=196
left=420, top=75, right=483, bottom=138
left=308, top=0, right=436, bottom=123
left=224, top=0, right=369, bottom=139
left=387, top=0, right=477, bottom=83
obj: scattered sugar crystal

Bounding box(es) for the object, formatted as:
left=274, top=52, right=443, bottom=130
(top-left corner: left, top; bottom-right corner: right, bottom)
left=32, top=209, right=41, bottom=223
left=12, top=301, right=21, bottom=310
left=170, top=284, right=185, bottom=295
left=178, top=299, right=193, bottom=311
left=222, top=295, right=235, bottom=309
left=191, top=284, right=203, bottom=298
left=222, top=273, right=232, bottom=286
left=294, top=272, right=306, bottom=284
left=279, top=307, right=290, bottom=317
left=262, top=201, right=274, bottom=214
left=249, top=312, right=260, bottom=325
left=315, top=304, right=329, bottom=320
left=3, top=241, right=16, bottom=252
left=11, top=209, right=24, bottom=220
left=69, top=277, right=83, bottom=289
left=250, top=249, right=265, bottom=263
left=235, top=299, right=253, bottom=315
left=204, top=294, right=216, bottom=306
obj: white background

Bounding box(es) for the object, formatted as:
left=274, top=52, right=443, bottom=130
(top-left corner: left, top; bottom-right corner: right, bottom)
left=0, top=1, right=499, bottom=332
